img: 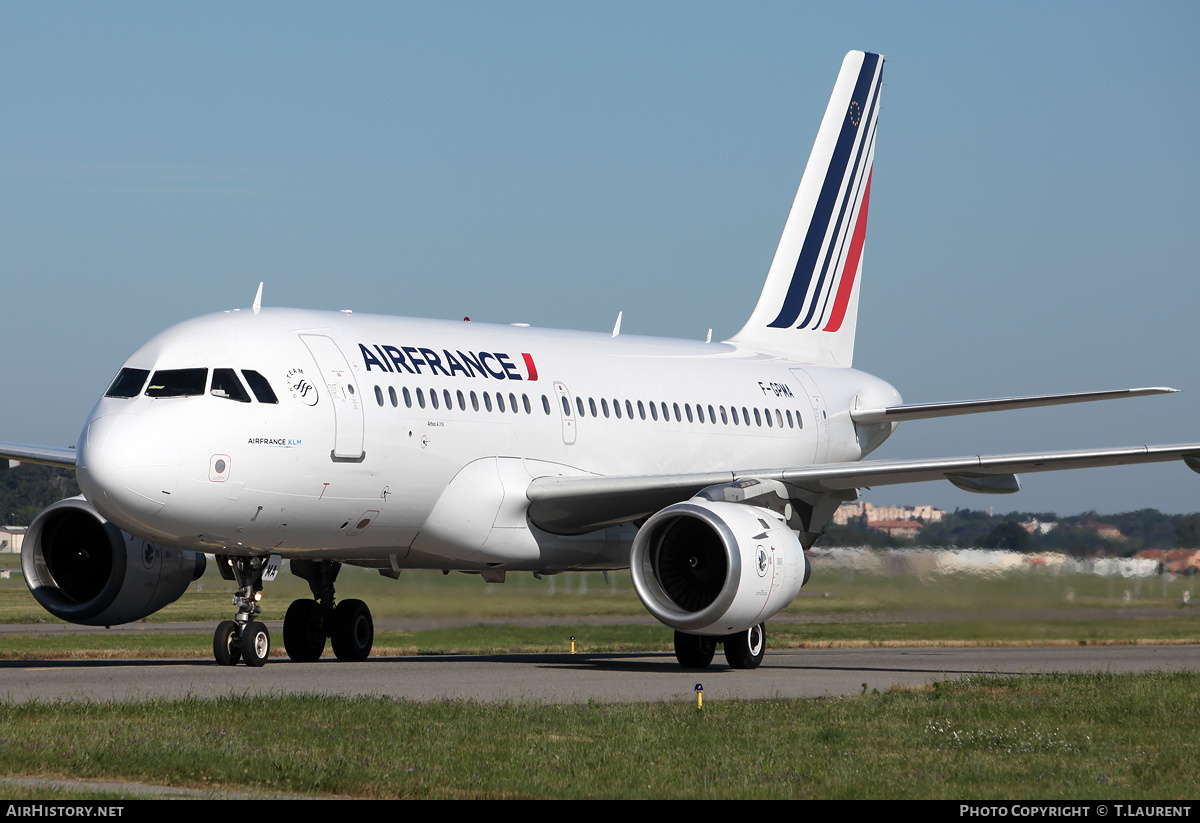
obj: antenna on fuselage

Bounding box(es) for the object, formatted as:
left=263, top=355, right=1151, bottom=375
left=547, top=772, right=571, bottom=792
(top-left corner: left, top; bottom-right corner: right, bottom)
left=706, top=329, right=712, bottom=343
left=612, top=311, right=622, bottom=338
left=252, top=282, right=263, bottom=315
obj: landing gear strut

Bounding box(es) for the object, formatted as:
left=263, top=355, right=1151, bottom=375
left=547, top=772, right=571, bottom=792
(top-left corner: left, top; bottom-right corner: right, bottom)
left=672, top=623, right=767, bottom=670
left=212, top=555, right=272, bottom=667
left=282, top=560, right=374, bottom=663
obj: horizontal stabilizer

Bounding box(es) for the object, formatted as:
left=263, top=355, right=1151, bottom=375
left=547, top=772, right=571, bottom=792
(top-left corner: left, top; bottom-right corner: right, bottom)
left=850, top=387, right=1177, bottom=425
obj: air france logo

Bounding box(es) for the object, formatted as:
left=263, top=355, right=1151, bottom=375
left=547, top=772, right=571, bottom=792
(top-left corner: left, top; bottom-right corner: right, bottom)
left=286, top=367, right=319, bottom=406
left=358, top=343, right=538, bottom=382
left=756, top=546, right=769, bottom=577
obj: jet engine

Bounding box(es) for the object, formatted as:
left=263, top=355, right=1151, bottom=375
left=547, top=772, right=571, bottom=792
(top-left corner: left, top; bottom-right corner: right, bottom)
left=21, top=496, right=206, bottom=626
left=629, top=499, right=809, bottom=636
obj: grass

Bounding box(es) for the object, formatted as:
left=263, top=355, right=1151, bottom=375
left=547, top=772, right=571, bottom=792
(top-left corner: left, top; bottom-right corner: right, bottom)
left=0, top=672, right=1196, bottom=798
left=0, top=552, right=1195, bottom=625
left=0, top=617, right=1197, bottom=661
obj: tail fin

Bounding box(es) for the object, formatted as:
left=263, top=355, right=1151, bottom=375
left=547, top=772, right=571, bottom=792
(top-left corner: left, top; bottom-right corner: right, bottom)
left=729, top=50, right=883, bottom=367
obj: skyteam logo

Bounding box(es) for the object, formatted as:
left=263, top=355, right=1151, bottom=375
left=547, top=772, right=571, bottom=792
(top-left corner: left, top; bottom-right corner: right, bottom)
left=358, top=343, right=538, bottom=381
left=767, top=52, right=882, bottom=332
left=286, top=367, right=319, bottom=406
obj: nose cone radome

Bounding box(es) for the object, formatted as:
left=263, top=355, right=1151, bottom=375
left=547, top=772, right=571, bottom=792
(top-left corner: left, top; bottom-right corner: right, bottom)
left=77, top=413, right=181, bottom=532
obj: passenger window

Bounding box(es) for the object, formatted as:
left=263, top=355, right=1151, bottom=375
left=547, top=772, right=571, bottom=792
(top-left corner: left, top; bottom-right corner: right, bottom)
left=389, top=386, right=398, bottom=408
left=241, top=370, right=279, bottom=404
left=542, top=395, right=551, bottom=415
left=212, top=369, right=252, bottom=403
left=146, top=368, right=208, bottom=398
left=105, top=368, right=149, bottom=398
left=523, top=394, right=532, bottom=414
left=374, top=385, right=384, bottom=407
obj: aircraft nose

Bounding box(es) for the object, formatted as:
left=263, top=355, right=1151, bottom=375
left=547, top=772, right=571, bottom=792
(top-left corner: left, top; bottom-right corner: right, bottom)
left=77, top=413, right=181, bottom=529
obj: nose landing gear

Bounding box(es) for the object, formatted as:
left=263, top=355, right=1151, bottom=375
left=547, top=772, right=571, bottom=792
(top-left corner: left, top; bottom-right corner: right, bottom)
left=212, top=555, right=272, bottom=667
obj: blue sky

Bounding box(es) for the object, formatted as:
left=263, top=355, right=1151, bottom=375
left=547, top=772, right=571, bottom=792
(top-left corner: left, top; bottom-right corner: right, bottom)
left=2, top=2, right=1197, bottom=515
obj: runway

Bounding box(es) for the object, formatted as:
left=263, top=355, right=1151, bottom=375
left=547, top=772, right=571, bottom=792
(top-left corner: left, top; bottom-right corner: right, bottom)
left=2, top=644, right=1198, bottom=703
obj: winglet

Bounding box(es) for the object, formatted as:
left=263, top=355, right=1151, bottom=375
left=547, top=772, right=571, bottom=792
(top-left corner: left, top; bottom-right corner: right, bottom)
left=252, top=282, right=263, bottom=315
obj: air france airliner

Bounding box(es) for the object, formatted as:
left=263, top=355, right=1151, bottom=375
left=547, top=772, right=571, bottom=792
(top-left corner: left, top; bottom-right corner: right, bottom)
left=4, top=51, right=1198, bottom=669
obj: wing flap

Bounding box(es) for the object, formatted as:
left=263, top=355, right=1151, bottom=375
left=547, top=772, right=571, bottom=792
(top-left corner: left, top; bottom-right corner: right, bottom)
left=526, top=444, right=1200, bottom=534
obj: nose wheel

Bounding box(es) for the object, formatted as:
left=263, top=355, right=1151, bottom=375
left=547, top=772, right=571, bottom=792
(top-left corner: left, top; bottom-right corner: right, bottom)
left=212, top=555, right=273, bottom=667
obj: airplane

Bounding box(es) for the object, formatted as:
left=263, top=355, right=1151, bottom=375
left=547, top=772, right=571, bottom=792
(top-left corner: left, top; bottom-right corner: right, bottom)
left=3, top=50, right=1198, bottom=670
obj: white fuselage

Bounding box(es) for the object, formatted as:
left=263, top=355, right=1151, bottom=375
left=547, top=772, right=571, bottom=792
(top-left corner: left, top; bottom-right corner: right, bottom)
left=75, top=308, right=900, bottom=572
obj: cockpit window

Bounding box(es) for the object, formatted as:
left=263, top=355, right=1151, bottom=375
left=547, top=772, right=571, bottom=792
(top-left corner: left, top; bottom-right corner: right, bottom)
left=145, top=368, right=208, bottom=398
left=211, top=369, right=251, bottom=402
left=104, top=368, right=150, bottom=398
left=241, top=370, right=279, bottom=404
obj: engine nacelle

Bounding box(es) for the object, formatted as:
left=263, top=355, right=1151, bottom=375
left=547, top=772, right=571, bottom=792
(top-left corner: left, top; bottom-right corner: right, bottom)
left=22, top=496, right=206, bottom=626
left=630, top=499, right=809, bottom=636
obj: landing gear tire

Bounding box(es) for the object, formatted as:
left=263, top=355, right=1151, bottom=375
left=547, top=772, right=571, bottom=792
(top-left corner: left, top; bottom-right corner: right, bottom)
left=241, top=621, right=271, bottom=667
left=331, top=599, right=374, bottom=662
left=724, top=623, right=766, bottom=669
left=674, top=630, right=717, bottom=669
left=214, top=620, right=242, bottom=666
left=283, top=599, right=328, bottom=662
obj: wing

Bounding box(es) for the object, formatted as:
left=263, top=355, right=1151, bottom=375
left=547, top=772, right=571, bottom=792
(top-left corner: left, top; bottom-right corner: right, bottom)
left=526, top=443, right=1200, bottom=534
left=0, top=442, right=78, bottom=470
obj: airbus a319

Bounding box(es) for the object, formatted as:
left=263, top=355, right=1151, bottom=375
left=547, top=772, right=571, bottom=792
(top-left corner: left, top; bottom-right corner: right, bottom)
left=4, top=51, right=1197, bottom=669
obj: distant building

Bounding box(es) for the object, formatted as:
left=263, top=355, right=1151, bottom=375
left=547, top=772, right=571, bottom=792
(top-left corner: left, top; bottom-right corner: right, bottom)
left=867, top=519, right=923, bottom=539
left=833, top=501, right=945, bottom=526
left=0, top=526, right=26, bottom=554
left=1082, top=522, right=1127, bottom=542
left=1021, top=518, right=1058, bottom=535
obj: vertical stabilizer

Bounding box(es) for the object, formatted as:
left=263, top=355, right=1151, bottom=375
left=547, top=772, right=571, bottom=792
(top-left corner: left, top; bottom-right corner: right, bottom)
left=729, top=51, right=883, bottom=367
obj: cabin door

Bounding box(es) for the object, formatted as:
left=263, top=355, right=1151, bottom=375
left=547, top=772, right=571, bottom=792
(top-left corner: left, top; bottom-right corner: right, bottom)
left=790, top=368, right=829, bottom=464
left=553, top=381, right=577, bottom=445
left=300, top=334, right=366, bottom=461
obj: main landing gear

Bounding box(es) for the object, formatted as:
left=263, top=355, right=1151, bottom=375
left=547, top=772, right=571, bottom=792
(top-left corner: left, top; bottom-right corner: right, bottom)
left=673, top=623, right=766, bottom=670
left=211, top=557, right=375, bottom=666
left=212, top=555, right=273, bottom=667
left=281, top=559, right=374, bottom=663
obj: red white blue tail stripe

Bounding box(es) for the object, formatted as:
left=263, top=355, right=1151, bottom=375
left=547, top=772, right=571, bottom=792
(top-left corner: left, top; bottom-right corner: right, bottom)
left=730, top=51, right=883, bottom=366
